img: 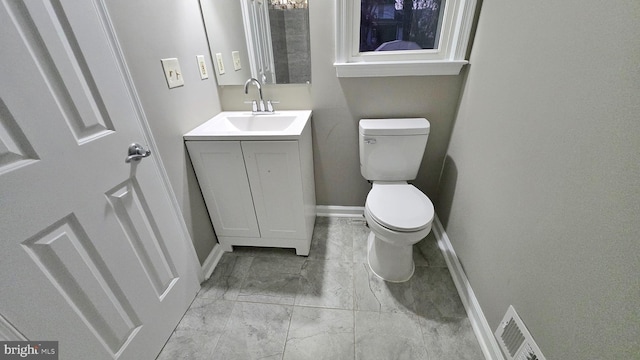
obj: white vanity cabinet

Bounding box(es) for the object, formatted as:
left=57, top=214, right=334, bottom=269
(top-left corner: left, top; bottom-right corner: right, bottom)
left=185, top=111, right=315, bottom=255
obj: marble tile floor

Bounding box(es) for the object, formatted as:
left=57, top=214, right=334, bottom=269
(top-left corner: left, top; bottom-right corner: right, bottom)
left=157, top=217, right=485, bottom=360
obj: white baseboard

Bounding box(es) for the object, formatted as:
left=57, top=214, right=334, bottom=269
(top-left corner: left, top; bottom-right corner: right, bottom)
left=316, top=205, right=364, bottom=218
left=200, top=244, right=225, bottom=282
left=432, top=215, right=505, bottom=360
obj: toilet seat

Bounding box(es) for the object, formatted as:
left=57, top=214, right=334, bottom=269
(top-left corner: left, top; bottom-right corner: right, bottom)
left=366, top=183, right=434, bottom=232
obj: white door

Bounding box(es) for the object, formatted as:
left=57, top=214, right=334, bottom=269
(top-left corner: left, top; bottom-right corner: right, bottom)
left=0, top=1, right=200, bottom=359
left=242, top=141, right=306, bottom=239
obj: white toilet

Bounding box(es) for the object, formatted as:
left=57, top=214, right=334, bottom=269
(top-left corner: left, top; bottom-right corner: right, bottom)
left=359, top=118, right=435, bottom=282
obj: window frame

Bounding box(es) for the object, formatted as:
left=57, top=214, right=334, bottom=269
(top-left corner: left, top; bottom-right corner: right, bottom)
left=334, top=0, right=477, bottom=77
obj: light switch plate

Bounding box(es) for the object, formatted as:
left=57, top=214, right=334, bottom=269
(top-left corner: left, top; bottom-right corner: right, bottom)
left=160, top=58, right=184, bottom=89
left=196, top=55, right=208, bottom=79
left=215, top=53, right=225, bottom=75
left=232, top=51, right=242, bottom=71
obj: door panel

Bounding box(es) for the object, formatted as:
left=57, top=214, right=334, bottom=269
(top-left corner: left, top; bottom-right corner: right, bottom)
left=105, top=179, right=178, bottom=298
left=186, top=140, right=260, bottom=238
left=21, top=214, right=142, bottom=354
left=0, top=98, right=39, bottom=175
left=0, top=1, right=199, bottom=359
left=23, top=0, right=116, bottom=144
left=241, top=141, right=306, bottom=239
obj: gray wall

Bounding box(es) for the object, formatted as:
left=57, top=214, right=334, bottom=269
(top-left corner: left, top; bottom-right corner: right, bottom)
left=106, top=0, right=221, bottom=264
left=438, top=1, right=640, bottom=359
left=220, top=0, right=464, bottom=206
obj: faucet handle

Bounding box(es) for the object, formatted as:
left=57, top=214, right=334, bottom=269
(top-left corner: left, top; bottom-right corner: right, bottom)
left=266, top=100, right=280, bottom=113
left=243, top=100, right=259, bottom=112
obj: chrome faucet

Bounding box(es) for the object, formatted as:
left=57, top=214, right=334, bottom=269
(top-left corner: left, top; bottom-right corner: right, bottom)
left=243, top=78, right=275, bottom=114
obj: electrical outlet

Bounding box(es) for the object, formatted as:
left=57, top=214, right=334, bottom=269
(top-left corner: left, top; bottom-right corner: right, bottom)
left=232, top=51, right=242, bottom=71
left=196, top=55, right=208, bottom=79
left=215, top=53, right=225, bottom=75
left=160, top=58, right=184, bottom=89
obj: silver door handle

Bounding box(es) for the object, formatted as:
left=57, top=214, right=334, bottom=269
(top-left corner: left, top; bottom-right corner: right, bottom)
left=125, top=143, right=151, bottom=163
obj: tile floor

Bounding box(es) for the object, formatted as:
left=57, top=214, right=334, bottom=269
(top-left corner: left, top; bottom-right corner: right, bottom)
left=157, top=217, right=484, bottom=360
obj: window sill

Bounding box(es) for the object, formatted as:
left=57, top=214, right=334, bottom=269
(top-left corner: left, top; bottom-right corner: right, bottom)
left=334, top=60, right=468, bottom=77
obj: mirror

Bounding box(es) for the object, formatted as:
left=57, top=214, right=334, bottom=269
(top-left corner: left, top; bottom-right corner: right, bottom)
left=200, top=0, right=311, bottom=85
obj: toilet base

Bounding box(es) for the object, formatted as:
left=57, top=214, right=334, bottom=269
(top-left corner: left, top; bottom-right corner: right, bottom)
left=367, top=231, right=415, bottom=282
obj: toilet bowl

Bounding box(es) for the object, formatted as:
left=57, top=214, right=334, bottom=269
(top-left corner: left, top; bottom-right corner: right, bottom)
left=364, top=182, right=434, bottom=282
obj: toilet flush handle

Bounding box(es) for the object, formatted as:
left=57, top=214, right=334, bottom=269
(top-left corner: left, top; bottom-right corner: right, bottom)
left=364, top=138, right=377, bottom=144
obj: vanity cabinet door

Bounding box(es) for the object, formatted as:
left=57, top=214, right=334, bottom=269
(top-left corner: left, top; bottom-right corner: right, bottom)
left=241, top=141, right=307, bottom=239
left=186, top=141, right=260, bottom=238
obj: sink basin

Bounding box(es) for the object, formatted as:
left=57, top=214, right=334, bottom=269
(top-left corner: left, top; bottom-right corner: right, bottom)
left=225, top=115, right=297, bottom=132
left=184, top=110, right=312, bottom=140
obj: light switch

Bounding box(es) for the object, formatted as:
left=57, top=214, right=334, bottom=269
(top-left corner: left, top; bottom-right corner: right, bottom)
left=160, top=58, right=184, bottom=89
left=232, top=51, right=242, bottom=71
left=215, top=53, right=225, bottom=75
left=196, top=55, right=208, bottom=79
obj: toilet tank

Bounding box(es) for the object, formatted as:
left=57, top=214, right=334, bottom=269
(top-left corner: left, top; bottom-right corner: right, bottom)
left=359, top=118, right=430, bottom=181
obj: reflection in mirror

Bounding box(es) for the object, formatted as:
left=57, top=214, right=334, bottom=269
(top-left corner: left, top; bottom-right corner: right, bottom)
left=265, top=0, right=311, bottom=84
left=360, top=0, right=445, bottom=52
left=200, top=0, right=311, bottom=85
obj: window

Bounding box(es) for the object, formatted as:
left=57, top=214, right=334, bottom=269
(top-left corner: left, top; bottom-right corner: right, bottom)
left=334, top=0, right=477, bottom=77
left=360, top=0, right=444, bottom=52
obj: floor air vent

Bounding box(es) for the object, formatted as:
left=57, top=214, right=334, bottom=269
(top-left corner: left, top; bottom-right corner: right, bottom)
left=495, top=306, right=546, bottom=360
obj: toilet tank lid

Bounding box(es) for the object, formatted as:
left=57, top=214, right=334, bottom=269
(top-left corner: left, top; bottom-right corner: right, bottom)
left=360, top=118, right=430, bottom=136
